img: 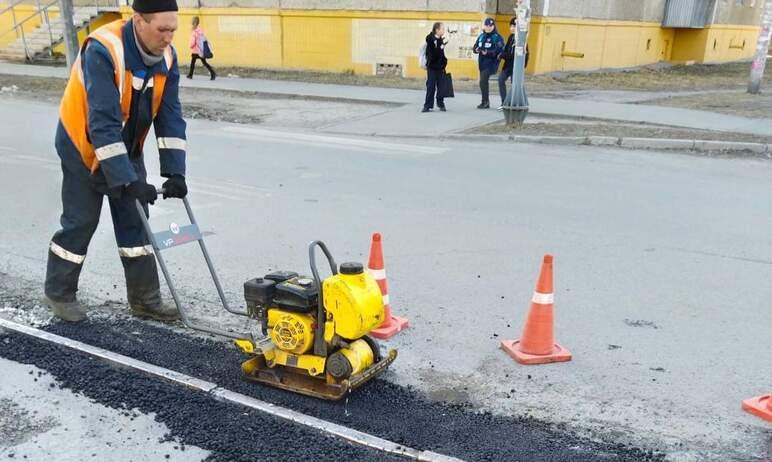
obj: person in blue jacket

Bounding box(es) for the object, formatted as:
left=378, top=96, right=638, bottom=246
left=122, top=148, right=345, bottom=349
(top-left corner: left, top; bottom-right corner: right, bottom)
left=473, top=17, right=505, bottom=109
left=44, top=0, right=187, bottom=323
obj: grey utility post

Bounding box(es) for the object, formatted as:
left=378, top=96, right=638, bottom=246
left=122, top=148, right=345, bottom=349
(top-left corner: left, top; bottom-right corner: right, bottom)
left=502, top=0, right=531, bottom=126
left=748, top=0, right=772, bottom=94
left=58, top=0, right=79, bottom=69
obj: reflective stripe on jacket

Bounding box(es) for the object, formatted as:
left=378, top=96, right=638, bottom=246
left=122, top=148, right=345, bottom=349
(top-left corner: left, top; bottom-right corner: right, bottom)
left=58, top=19, right=186, bottom=188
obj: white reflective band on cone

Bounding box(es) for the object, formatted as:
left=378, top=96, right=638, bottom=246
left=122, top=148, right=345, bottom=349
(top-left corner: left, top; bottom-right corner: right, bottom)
left=531, top=292, right=554, bottom=305
left=49, top=242, right=85, bottom=265
left=382, top=294, right=390, bottom=305
left=95, top=142, right=127, bottom=161
left=368, top=268, right=387, bottom=280
left=118, top=245, right=154, bottom=258
left=157, top=137, right=187, bottom=150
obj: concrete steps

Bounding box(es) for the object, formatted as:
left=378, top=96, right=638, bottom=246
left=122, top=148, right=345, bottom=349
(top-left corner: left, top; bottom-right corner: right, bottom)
left=0, top=7, right=100, bottom=62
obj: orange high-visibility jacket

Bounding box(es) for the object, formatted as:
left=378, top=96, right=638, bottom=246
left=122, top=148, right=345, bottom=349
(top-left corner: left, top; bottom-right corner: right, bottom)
left=57, top=19, right=186, bottom=188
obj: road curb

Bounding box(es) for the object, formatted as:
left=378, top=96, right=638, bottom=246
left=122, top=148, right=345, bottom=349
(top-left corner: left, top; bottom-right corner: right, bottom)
left=444, top=133, right=771, bottom=155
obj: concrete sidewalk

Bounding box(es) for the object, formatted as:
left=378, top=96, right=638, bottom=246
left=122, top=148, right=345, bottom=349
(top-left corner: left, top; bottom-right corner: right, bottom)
left=3, top=61, right=772, bottom=137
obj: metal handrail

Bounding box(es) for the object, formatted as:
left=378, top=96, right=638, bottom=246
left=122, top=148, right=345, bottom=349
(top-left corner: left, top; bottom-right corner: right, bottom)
left=0, top=0, right=29, bottom=56
left=0, top=0, right=29, bottom=17
left=0, top=0, right=67, bottom=60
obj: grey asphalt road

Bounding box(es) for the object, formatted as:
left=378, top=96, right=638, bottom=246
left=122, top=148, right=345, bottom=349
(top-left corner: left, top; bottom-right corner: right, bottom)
left=0, top=357, right=210, bottom=461
left=0, top=98, right=771, bottom=461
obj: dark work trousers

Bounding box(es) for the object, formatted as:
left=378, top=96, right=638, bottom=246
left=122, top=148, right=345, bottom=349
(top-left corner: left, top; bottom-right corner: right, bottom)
left=188, top=53, right=215, bottom=78
left=498, top=66, right=513, bottom=104
left=479, top=68, right=495, bottom=104
left=424, top=69, right=446, bottom=110
left=45, top=149, right=161, bottom=308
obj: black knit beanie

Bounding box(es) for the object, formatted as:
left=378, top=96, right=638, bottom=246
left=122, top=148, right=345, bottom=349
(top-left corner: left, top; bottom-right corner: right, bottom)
left=132, top=0, right=178, bottom=13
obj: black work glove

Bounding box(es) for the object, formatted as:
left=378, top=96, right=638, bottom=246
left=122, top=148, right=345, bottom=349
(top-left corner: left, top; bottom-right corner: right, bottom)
left=125, top=181, right=157, bottom=205
left=162, top=174, right=188, bottom=199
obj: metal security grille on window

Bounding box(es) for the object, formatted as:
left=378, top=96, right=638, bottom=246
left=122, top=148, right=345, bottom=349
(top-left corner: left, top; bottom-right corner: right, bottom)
left=663, top=0, right=714, bottom=28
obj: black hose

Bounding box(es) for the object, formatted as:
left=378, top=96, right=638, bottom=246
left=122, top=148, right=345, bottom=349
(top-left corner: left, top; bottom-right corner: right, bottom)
left=309, top=241, right=337, bottom=357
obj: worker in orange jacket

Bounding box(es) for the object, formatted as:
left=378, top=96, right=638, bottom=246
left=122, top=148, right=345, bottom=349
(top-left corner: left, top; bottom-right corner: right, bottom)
left=45, top=0, right=187, bottom=322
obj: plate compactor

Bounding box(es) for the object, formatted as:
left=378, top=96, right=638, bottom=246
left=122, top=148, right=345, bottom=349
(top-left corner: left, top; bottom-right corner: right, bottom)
left=136, top=193, right=397, bottom=400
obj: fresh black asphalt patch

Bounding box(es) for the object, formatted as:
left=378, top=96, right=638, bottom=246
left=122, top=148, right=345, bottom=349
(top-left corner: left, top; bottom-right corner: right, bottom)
left=0, top=329, right=404, bottom=462
left=0, top=317, right=665, bottom=461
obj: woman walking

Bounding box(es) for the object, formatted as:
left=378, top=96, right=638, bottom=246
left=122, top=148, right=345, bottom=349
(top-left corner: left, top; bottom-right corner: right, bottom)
left=423, top=22, right=448, bottom=113
left=472, top=17, right=504, bottom=109
left=498, top=16, right=529, bottom=108
left=187, top=16, right=215, bottom=80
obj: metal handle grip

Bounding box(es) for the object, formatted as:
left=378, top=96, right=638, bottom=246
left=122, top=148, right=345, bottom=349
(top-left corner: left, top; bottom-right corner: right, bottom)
left=135, top=195, right=252, bottom=340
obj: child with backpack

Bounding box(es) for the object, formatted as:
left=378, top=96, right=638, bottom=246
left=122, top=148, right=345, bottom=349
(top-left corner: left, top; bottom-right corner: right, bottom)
left=187, top=16, right=216, bottom=80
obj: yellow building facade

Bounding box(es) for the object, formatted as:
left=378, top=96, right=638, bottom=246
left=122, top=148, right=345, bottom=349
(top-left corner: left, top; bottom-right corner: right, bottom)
left=0, top=2, right=763, bottom=78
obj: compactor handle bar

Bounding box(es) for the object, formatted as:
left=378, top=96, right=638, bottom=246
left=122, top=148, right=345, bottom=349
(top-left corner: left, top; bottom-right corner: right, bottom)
left=135, top=193, right=251, bottom=340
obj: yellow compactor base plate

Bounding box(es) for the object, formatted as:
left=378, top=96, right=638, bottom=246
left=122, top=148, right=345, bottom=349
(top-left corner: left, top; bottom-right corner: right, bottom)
left=241, top=349, right=398, bottom=400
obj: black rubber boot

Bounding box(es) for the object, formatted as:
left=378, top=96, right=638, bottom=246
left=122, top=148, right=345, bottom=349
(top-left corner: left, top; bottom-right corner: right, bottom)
left=43, top=296, right=87, bottom=322
left=124, top=255, right=180, bottom=322
left=129, top=302, right=180, bottom=322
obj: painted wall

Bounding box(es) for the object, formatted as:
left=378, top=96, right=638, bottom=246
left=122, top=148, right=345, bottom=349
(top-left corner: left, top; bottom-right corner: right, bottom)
left=179, top=0, right=487, bottom=11
left=528, top=17, right=675, bottom=73
left=1, top=2, right=761, bottom=75
left=0, top=5, right=48, bottom=48
left=671, top=23, right=760, bottom=63
left=140, top=8, right=491, bottom=79
left=122, top=6, right=759, bottom=77
left=510, top=0, right=669, bottom=22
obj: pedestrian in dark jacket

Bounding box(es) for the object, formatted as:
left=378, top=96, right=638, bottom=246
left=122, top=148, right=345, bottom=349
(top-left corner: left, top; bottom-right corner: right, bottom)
left=498, top=16, right=529, bottom=108
left=473, top=17, right=504, bottom=109
left=423, top=22, right=448, bottom=113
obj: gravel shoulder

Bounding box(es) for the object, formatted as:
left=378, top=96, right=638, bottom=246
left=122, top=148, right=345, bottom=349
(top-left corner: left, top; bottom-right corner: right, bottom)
left=0, top=74, right=394, bottom=129
left=470, top=116, right=772, bottom=145
left=642, top=90, right=772, bottom=119
left=218, top=62, right=764, bottom=95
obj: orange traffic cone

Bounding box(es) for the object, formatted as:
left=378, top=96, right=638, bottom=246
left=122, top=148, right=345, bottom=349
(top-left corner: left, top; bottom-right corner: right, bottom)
left=742, top=393, right=772, bottom=422
left=501, top=255, right=572, bottom=365
left=367, top=233, right=409, bottom=340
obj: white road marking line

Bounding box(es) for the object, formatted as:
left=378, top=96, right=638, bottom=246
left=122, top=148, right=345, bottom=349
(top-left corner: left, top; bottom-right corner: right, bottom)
left=0, top=157, right=30, bottom=166
left=0, top=146, right=17, bottom=152
left=0, top=157, right=59, bottom=171
left=188, top=186, right=245, bottom=201
left=220, top=180, right=270, bottom=193
left=145, top=177, right=244, bottom=202
left=210, top=131, right=378, bottom=155
left=10, top=154, right=59, bottom=165
left=190, top=180, right=270, bottom=195
left=216, top=126, right=447, bottom=155
left=0, top=318, right=464, bottom=462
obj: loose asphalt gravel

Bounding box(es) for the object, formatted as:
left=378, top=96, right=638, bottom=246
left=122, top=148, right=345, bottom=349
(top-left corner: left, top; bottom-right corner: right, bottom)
left=0, top=329, right=404, bottom=462
left=0, top=310, right=666, bottom=462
